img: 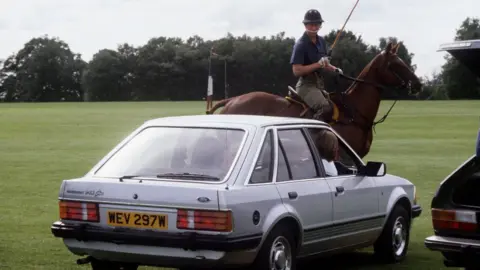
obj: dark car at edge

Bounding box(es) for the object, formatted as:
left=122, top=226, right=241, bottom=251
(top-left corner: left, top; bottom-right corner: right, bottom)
left=424, top=39, right=480, bottom=269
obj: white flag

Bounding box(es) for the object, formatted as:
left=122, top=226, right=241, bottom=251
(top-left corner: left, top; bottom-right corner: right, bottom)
left=207, top=75, right=213, bottom=96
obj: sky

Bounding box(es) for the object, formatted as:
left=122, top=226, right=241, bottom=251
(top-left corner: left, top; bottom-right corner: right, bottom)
left=0, top=0, right=479, bottom=79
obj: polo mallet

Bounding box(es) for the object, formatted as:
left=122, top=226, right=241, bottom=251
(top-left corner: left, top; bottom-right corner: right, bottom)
left=327, top=0, right=361, bottom=58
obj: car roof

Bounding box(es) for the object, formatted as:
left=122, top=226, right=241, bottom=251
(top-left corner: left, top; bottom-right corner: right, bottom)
left=143, top=114, right=329, bottom=128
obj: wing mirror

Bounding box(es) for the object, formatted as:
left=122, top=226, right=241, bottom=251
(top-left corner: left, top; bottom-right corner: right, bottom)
left=359, top=161, right=386, bottom=177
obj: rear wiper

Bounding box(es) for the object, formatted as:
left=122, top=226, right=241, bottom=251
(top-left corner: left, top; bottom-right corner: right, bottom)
left=118, top=175, right=155, bottom=182
left=156, top=173, right=220, bottom=181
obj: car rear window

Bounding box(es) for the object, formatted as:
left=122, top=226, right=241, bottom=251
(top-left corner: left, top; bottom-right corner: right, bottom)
left=94, top=126, right=246, bottom=181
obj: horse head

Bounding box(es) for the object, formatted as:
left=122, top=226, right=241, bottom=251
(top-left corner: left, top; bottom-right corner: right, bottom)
left=371, top=42, right=423, bottom=96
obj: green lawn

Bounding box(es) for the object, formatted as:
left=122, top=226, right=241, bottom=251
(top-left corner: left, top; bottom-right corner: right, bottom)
left=1, top=100, right=479, bottom=270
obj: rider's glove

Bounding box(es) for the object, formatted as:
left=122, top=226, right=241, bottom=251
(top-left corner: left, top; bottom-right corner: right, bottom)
left=317, top=57, right=330, bottom=68
left=334, top=68, right=343, bottom=74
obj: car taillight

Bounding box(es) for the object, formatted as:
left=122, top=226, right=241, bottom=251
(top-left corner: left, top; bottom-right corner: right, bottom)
left=432, top=208, right=477, bottom=231
left=176, top=209, right=233, bottom=232
left=59, top=200, right=99, bottom=222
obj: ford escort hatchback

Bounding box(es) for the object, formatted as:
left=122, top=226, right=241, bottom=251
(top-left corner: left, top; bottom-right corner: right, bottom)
left=51, top=114, right=421, bottom=270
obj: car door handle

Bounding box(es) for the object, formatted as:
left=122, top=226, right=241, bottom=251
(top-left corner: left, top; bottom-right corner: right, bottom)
left=288, top=192, right=298, bottom=199
left=335, top=186, right=345, bottom=196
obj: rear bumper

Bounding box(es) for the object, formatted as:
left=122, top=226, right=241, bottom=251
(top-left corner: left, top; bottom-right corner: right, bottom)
left=425, top=235, right=480, bottom=253
left=412, top=204, right=422, bottom=219
left=51, top=221, right=262, bottom=252
left=425, top=235, right=480, bottom=267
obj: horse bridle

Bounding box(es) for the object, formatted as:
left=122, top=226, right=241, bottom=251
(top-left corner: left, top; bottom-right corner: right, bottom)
left=332, top=56, right=415, bottom=132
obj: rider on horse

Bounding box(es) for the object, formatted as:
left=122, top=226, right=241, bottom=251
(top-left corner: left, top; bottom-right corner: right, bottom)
left=290, top=9, right=343, bottom=122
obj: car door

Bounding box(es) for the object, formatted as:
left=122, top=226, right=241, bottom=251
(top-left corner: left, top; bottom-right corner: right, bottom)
left=274, top=127, right=334, bottom=256
left=305, top=127, right=382, bottom=248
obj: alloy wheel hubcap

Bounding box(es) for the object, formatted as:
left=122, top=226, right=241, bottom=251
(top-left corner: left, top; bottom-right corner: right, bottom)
left=269, top=236, right=292, bottom=270
left=392, top=216, right=407, bottom=256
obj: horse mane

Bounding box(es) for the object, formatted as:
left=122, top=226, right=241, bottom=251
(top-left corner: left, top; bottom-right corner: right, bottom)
left=344, top=53, right=380, bottom=95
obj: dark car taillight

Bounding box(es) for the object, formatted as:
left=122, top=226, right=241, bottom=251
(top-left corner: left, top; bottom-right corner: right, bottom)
left=59, top=200, right=99, bottom=222
left=432, top=208, right=477, bottom=232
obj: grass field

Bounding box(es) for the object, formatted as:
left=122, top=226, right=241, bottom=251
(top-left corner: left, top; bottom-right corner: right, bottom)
left=1, top=100, right=479, bottom=270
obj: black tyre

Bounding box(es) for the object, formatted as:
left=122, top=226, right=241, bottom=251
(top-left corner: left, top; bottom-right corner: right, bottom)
left=91, top=259, right=117, bottom=270
left=373, top=204, right=410, bottom=263
left=120, top=264, right=138, bottom=270
left=251, top=224, right=297, bottom=270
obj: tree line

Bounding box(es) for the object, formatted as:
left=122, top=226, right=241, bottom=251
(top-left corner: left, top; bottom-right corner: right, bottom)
left=0, top=17, right=478, bottom=102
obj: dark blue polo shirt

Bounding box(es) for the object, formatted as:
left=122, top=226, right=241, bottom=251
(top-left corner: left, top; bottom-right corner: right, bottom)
left=290, top=32, right=328, bottom=65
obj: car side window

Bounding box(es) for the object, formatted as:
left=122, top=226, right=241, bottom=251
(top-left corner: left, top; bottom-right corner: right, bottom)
left=248, top=130, right=274, bottom=184
left=306, top=128, right=360, bottom=177
left=276, top=129, right=318, bottom=181
left=335, top=141, right=359, bottom=176
left=276, top=141, right=291, bottom=182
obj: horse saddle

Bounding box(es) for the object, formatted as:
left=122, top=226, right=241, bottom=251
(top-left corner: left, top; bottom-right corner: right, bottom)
left=286, top=86, right=340, bottom=123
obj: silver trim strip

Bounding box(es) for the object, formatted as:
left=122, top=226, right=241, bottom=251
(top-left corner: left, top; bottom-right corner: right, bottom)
left=58, top=197, right=233, bottom=212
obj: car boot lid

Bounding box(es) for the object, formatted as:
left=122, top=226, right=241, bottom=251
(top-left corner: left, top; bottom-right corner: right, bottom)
left=438, top=39, right=480, bottom=77
left=59, top=177, right=221, bottom=210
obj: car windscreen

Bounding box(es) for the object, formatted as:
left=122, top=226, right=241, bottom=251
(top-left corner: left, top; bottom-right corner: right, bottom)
left=94, top=126, right=246, bottom=181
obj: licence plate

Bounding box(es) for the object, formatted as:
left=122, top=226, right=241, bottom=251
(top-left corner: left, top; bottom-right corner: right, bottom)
left=106, top=210, right=168, bottom=229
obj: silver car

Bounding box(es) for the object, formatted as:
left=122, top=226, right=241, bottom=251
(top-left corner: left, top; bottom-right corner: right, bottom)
left=51, top=114, right=422, bottom=270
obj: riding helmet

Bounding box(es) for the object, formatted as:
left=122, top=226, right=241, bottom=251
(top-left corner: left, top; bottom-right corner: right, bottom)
left=303, top=9, right=324, bottom=24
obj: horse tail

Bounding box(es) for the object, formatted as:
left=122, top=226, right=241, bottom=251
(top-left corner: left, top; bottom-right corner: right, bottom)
left=206, top=97, right=234, bottom=114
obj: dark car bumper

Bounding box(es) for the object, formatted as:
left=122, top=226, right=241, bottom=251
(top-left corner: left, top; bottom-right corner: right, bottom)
left=412, top=204, right=422, bottom=219
left=425, top=235, right=480, bottom=267
left=425, top=235, right=480, bottom=253
left=51, top=221, right=262, bottom=252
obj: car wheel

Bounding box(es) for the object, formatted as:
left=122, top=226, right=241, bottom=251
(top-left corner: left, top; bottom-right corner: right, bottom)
left=120, top=265, right=138, bottom=270
left=251, top=224, right=297, bottom=270
left=91, top=259, right=118, bottom=270
left=373, top=204, right=410, bottom=263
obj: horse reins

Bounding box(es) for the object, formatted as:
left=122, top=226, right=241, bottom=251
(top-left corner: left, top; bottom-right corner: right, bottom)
left=332, top=64, right=411, bottom=133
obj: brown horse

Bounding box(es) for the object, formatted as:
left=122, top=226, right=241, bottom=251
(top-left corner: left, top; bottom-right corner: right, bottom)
left=206, top=42, right=422, bottom=158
